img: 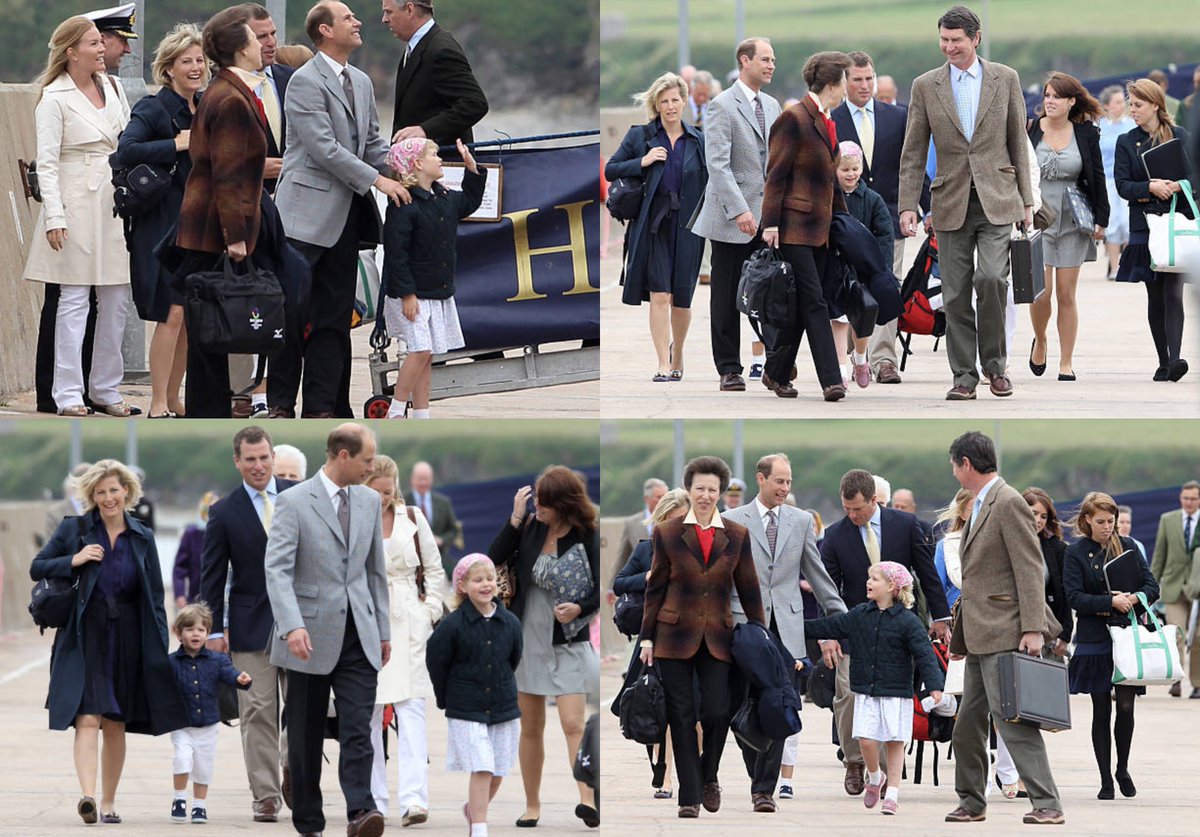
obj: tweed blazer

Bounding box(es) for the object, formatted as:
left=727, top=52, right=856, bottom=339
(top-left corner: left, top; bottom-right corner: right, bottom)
left=761, top=96, right=847, bottom=247
left=176, top=69, right=267, bottom=256
left=723, top=501, right=846, bottom=660
left=949, top=478, right=1056, bottom=656
left=1151, top=509, right=1199, bottom=603
left=641, top=516, right=766, bottom=663
left=263, top=473, right=390, bottom=676
left=689, top=83, right=781, bottom=243
left=898, top=60, right=1032, bottom=232
left=616, top=508, right=650, bottom=571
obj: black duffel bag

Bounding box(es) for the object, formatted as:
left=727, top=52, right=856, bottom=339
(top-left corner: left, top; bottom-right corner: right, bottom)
left=184, top=255, right=287, bottom=355
left=619, top=666, right=667, bottom=745
left=606, top=175, right=646, bottom=223
left=736, top=246, right=796, bottom=331
left=29, top=577, right=77, bottom=633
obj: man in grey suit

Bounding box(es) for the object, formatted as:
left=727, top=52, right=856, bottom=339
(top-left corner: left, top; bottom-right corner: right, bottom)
left=272, top=1, right=409, bottom=418
left=898, top=5, right=1032, bottom=401
left=724, top=453, right=846, bottom=812
left=264, top=423, right=390, bottom=837
left=690, top=37, right=780, bottom=392
left=615, top=477, right=668, bottom=571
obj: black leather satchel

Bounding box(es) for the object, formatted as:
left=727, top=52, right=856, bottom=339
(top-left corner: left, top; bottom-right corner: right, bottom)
left=737, top=247, right=796, bottom=330
left=184, top=255, right=287, bottom=355
left=612, top=592, right=644, bottom=638
left=606, top=175, right=646, bottom=222
left=29, top=576, right=77, bottom=633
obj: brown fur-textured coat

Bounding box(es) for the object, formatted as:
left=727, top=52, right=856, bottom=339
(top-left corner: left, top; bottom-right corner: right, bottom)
left=761, top=96, right=847, bottom=247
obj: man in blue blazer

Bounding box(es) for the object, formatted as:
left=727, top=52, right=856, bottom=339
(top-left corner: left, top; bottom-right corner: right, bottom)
left=832, top=52, right=929, bottom=384
left=819, top=468, right=949, bottom=796
left=201, top=427, right=298, bottom=823
left=246, top=4, right=294, bottom=192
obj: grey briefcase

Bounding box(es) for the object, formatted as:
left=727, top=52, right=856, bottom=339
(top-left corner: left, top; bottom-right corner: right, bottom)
left=1010, top=227, right=1045, bottom=304
left=998, top=651, right=1071, bottom=732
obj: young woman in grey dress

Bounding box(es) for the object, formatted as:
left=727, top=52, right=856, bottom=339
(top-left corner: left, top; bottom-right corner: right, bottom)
left=489, top=467, right=600, bottom=829
left=1025, top=73, right=1108, bottom=381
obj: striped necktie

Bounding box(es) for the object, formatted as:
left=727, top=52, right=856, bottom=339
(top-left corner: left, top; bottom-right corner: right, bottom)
left=336, top=488, right=350, bottom=543
left=765, top=509, right=778, bottom=558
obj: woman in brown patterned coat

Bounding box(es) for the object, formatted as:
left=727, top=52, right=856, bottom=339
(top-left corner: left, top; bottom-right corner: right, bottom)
left=639, top=456, right=765, bottom=818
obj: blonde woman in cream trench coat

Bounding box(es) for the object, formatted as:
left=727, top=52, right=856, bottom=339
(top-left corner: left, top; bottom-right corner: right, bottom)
left=23, top=17, right=131, bottom=417
left=366, top=455, right=446, bottom=825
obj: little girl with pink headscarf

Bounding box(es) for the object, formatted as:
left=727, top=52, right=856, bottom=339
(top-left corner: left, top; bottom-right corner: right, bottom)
left=804, top=560, right=945, bottom=816
left=379, top=137, right=487, bottom=418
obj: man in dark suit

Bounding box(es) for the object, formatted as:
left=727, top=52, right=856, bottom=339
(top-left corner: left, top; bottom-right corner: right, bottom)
left=819, top=468, right=949, bottom=796
left=407, top=460, right=462, bottom=577
left=246, top=4, right=294, bottom=191
left=832, top=51, right=930, bottom=384
left=201, top=426, right=298, bottom=823
left=381, top=0, right=488, bottom=148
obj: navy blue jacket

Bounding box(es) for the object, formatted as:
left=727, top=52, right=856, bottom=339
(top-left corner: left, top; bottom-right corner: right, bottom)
left=31, top=512, right=188, bottom=734
left=731, top=621, right=802, bottom=739
left=843, top=181, right=894, bottom=267
left=1115, top=124, right=1193, bottom=233
left=1064, top=536, right=1159, bottom=645
left=426, top=600, right=522, bottom=724
left=613, top=539, right=651, bottom=595
left=806, top=602, right=945, bottom=698
left=827, top=212, right=902, bottom=324
left=169, top=647, right=250, bottom=727
left=605, top=120, right=706, bottom=306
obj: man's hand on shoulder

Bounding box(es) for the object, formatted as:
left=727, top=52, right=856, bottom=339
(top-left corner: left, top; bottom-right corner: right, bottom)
left=375, top=175, right=412, bottom=206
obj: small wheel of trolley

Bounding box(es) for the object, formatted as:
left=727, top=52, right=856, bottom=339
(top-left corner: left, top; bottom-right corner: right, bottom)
left=363, top=395, right=391, bottom=419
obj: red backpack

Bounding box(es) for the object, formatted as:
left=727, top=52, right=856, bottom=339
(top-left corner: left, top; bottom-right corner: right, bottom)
left=906, top=639, right=955, bottom=785
left=897, top=234, right=947, bottom=370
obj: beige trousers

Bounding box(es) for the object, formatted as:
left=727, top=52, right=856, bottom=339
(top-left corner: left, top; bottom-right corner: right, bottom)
left=832, top=652, right=862, bottom=766
left=231, top=650, right=289, bottom=804
left=1165, top=596, right=1200, bottom=689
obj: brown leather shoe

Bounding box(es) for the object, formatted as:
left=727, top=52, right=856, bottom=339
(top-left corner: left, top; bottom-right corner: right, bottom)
left=762, top=372, right=798, bottom=398
left=946, top=384, right=977, bottom=400
left=1022, top=808, right=1064, bottom=825
left=752, top=792, right=777, bottom=813
left=268, top=405, right=296, bottom=419
left=302, top=411, right=337, bottom=418
left=282, top=766, right=293, bottom=809
left=875, top=359, right=902, bottom=383
left=1169, top=681, right=1182, bottom=697
left=823, top=383, right=847, bottom=402
left=945, top=805, right=986, bottom=822
left=253, top=798, right=279, bottom=823
left=720, top=373, right=746, bottom=391
left=678, top=805, right=700, bottom=818
left=986, top=372, right=1014, bottom=397
left=844, top=763, right=865, bottom=795
left=702, top=782, right=722, bottom=813
left=347, top=809, right=385, bottom=837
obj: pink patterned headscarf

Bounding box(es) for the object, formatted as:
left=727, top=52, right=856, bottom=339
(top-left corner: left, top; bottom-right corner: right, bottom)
left=387, top=137, right=428, bottom=177
left=838, top=140, right=864, bottom=160
left=874, top=560, right=914, bottom=595
left=452, top=553, right=495, bottom=594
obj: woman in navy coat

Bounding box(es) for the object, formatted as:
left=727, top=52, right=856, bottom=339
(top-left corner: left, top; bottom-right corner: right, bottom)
left=606, top=72, right=707, bottom=382
left=112, top=24, right=206, bottom=419
left=1064, top=492, right=1159, bottom=800
left=31, top=460, right=186, bottom=823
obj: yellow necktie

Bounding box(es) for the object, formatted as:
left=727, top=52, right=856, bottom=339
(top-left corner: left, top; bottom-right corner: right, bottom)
left=256, top=72, right=282, bottom=150
left=259, top=490, right=273, bottom=534
left=865, top=523, right=880, bottom=564
left=858, top=106, right=874, bottom=169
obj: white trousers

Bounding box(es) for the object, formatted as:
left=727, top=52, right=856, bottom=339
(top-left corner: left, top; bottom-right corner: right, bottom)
left=994, top=730, right=1019, bottom=785
left=370, top=698, right=429, bottom=816
left=53, top=283, right=127, bottom=410
left=172, top=723, right=221, bottom=785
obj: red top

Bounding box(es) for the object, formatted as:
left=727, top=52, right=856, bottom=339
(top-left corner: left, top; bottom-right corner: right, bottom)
left=823, top=114, right=838, bottom=151
left=695, top=524, right=715, bottom=565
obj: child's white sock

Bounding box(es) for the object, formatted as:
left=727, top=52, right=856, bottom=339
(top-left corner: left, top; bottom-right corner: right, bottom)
left=386, top=398, right=408, bottom=418
left=885, top=787, right=899, bottom=802
left=411, top=408, right=431, bottom=419
left=192, top=799, right=206, bottom=811
left=868, top=769, right=884, bottom=786
left=251, top=392, right=267, bottom=407
left=470, top=824, right=488, bottom=837
left=174, top=790, right=187, bottom=801
left=851, top=349, right=867, bottom=365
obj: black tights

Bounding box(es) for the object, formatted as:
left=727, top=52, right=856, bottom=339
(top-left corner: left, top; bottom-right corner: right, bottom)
left=1145, top=275, right=1185, bottom=366
left=1090, top=686, right=1137, bottom=784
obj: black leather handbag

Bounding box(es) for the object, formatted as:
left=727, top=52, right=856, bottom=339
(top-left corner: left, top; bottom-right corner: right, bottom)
left=184, top=255, right=287, bottom=355
left=606, top=175, right=646, bottom=222
left=29, top=577, right=77, bottom=633
left=612, top=592, right=644, bottom=638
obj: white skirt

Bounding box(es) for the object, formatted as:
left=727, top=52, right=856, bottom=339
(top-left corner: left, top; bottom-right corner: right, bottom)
left=852, top=693, right=914, bottom=743
left=445, top=717, right=520, bottom=776
left=383, top=295, right=465, bottom=354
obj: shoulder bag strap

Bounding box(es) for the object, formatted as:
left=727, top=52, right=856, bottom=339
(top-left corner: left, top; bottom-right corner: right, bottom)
left=406, top=506, right=426, bottom=599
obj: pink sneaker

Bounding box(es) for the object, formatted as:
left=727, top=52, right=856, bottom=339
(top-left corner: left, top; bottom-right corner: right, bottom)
left=853, top=360, right=871, bottom=388
left=882, top=798, right=898, bottom=815
left=864, top=777, right=887, bottom=809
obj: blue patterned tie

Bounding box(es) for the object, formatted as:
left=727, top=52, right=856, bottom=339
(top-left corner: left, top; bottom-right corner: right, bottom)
left=954, top=69, right=974, bottom=142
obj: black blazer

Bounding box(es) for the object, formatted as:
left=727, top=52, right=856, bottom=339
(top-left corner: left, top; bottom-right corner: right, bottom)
left=1040, top=535, right=1073, bottom=644
left=392, top=23, right=489, bottom=147
left=1027, top=119, right=1110, bottom=227
left=612, top=538, right=651, bottom=595
left=199, top=478, right=297, bottom=653
left=1114, top=124, right=1194, bottom=233
left=831, top=98, right=931, bottom=237
left=488, top=515, right=600, bottom=645
left=820, top=506, right=949, bottom=621
left=1064, top=535, right=1159, bottom=645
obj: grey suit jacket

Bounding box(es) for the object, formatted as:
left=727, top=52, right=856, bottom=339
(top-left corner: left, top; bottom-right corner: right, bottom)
left=724, top=502, right=846, bottom=659
left=898, top=60, right=1032, bottom=231
left=689, top=84, right=781, bottom=243
left=275, top=53, right=390, bottom=248
left=264, top=474, right=390, bottom=675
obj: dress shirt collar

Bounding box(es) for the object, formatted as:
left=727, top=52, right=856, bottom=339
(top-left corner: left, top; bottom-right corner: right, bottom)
left=318, top=466, right=346, bottom=502
left=864, top=503, right=882, bottom=532
left=318, top=49, right=349, bottom=77
left=406, top=17, right=436, bottom=53
left=855, top=98, right=875, bottom=118
left=974, top=475, right=1001, bottom=511
left=737, top=78, right=763, bottom=108
left=684, top=507, right=725, bottom=530
left=952, top=56, right=981, bottom=82
left=228, top=66, right=262, bottom=90
left=242, top=477, right=278, bottom=503
left=754, top=496, right=779, bottom=524
left=807, top=90, right=829, bottom=117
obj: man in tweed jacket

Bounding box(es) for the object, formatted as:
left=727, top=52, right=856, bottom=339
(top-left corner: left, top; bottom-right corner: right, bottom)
left=264, top=423, right=390, bottom=837
left=690, top=37, right=781, bottom=392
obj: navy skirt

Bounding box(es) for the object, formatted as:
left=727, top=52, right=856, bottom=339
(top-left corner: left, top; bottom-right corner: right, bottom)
left=1068, top=643, right=1145, bottom=696
left=1114, top=231, right=1159, bottom=284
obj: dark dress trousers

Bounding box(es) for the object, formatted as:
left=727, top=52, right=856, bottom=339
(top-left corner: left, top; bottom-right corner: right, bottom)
left=391, top=23, right=488, bottom=148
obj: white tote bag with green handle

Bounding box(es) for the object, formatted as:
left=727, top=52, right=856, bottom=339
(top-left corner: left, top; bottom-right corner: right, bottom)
left=1147, top=179, right=1200, bottom=273
left=1109, top=592, right=1182, bottom=686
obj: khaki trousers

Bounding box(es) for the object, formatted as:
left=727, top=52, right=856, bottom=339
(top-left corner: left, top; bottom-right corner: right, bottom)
left=1164, top=596, right=1200, bottom=689
left=232, top=650, right=289, bottom=805
left=832, top=653, right=862, bottom=766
